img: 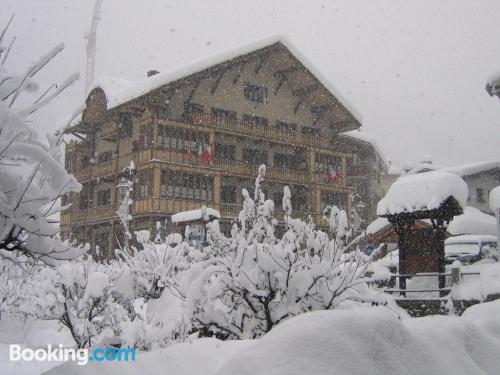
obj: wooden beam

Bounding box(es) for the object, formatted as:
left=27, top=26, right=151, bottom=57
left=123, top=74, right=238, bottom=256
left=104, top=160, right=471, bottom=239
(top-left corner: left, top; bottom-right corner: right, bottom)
left=274, top=78, right=285, bottom=96
left=232, top=62, right=246, bottom=85
left=211, top=70, right=226, bottom=95
left=293, top=84, right=319, bottom=114
left=312, top=104, right=331, bottom=126
left=186, top=78, right=202, bottom=104
left=293, top=84, right=320, bottom=98
left=254, top=53, right=269, bottom=74
left=273, top=66, right=299, bottom=79
left=294, top=97, right=305, bottom=114
left=273, top=66, right=299, bottom=95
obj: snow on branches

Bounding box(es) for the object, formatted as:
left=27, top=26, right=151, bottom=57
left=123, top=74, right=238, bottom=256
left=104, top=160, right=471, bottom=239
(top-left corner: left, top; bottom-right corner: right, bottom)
left=166, top=165, right=372, bottom=339
left=0, top=18, right=85, bottom=264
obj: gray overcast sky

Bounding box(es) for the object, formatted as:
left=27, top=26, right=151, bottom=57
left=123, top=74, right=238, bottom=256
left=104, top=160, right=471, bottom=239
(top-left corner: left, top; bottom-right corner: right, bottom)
left=1, top=0, right=499, bottom=167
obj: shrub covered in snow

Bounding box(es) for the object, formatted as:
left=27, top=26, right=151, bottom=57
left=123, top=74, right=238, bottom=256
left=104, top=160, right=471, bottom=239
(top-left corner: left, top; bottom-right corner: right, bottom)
left=17, top=256, right=136, bottom=348
left=163, top=165, right=373, bottom=340
left=0, top=19, right=86, bottom=265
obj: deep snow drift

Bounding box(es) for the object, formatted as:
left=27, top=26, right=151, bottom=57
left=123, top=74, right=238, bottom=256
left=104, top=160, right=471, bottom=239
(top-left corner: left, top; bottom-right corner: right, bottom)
left=45, top=301, right=500, bottom=375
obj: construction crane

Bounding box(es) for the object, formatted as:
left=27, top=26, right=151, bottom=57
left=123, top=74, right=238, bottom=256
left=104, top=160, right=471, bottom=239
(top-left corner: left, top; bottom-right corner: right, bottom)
left=85, top=0, right=103, bottom=94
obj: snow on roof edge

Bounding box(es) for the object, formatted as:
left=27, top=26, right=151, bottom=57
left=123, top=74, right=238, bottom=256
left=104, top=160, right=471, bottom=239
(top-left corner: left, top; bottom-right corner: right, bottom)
left=171, top=208, right=221, bottom=223
left=377, top=172, right=469, bottom=217
left=89, top=35, right=362, bottom=123
left=440, top=160, right=500, bottom=177
left=340, top=130, right=389, bottom=170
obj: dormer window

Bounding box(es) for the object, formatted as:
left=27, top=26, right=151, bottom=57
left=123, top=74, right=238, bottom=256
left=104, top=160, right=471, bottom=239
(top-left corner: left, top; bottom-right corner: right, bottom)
left=244, top=82, right=267, bottom=103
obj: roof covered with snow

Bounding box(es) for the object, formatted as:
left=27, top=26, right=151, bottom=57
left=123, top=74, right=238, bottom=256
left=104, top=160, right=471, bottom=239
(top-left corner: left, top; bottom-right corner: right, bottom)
left=447, top=206, right=497, bottom=236
left=440, top=160, right=500, bottom=177
left=377, top=172, right=468, bottom=217
left=339, top=130, right=388, bottom=170
left=88, top=76, right=136, bottom=108
left=171, top=208, right=221, bottom=223
left=366, top=217, right=390, bottom=235
left=90, top=36, right=362, bottom=127
left=489, top=186, right=500, bottom=212
left=445, top=234, right=497, bottom=245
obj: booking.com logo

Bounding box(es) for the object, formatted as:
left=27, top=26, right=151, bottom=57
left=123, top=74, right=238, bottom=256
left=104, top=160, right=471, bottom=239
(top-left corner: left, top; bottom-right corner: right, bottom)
left=10, top=344, right=136, bottom=366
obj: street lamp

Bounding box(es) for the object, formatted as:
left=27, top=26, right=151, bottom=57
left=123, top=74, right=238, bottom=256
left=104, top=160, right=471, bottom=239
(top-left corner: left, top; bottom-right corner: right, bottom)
left=116, top=162, right=135, bottom=247
left=486, top=75, right=500, bottom=99
left=117, top=177, right=129, bottom=201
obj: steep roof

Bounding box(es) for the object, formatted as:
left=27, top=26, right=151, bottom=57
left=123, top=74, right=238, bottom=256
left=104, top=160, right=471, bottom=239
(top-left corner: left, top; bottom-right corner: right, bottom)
left=440, top=160, right=500, bottom=177
left=338, top=130, right=389, bottom=171
left=90, top=36, right=362, bottom=132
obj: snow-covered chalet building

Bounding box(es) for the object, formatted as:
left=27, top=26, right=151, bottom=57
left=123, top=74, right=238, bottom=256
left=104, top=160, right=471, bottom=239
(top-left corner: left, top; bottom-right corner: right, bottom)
left=61, top=37, right=387, bottom=258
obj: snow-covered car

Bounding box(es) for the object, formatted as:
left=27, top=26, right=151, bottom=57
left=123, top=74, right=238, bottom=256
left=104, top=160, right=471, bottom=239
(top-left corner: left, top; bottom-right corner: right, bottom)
left=444, top=235, right=498, bottom=265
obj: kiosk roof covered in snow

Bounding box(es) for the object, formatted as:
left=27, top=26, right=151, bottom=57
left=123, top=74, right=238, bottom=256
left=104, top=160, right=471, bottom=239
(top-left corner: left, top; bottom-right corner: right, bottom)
left=171, top=208, right=221, bottom=224
left=377, top=172, right=468, bottom=222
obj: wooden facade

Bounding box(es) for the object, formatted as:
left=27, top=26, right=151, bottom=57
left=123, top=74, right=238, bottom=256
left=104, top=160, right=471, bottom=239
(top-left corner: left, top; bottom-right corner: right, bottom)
left=61, top=40, right=386, bottom=258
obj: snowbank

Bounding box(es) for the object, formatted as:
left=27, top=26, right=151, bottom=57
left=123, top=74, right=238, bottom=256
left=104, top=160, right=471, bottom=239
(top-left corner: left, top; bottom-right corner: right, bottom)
left=44, top=338, right=249, bottom=375
left=490, top=186, right=500, bottom=211
left=451, top=262, right=500, bottom=301
left=218, top=305, right=500, bottom=375
left=44, top=302, right=500, bottom=375
left=171, top=208, right=220, bottom=223
left=448, top=206, right=497, bottom=236
left=377, top=172, right=468, bottom=216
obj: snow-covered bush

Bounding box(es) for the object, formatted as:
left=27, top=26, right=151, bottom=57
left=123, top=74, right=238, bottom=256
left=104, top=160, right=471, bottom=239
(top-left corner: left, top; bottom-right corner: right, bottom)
left=171, top=165, right=372, bottom=339
left=0, top=19, right=85, bottom=264
left=18, top=256, right=133, bottom=348
left=115, top=229, right=198, bottom=301
left=0, top=255, right=32, bottom=318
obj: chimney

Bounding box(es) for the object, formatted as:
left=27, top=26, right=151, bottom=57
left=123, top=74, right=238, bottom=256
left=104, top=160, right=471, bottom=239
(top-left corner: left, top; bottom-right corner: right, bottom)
left=147, top=70, right=159, bottom=77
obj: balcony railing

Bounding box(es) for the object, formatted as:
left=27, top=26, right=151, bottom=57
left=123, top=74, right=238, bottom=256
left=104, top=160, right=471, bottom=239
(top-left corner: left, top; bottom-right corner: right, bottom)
left=346, top=165, right=370, bottom=177
left=100, top=125, right=116, bottom=140
left=74, top=159, right=118, bottom=181
left=191, top=113, right=331, bottom=149
left=220, top=203, right=312, bottom=222
left=77, top=204, right=117, bottom=224
left=214, top=159, right=309, bottom=184
left=133, top=197, right=219, bottom=216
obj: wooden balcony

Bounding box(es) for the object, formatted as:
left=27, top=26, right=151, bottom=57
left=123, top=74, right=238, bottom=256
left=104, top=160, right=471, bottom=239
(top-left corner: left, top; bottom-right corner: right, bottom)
left=100, top=123, right=117, bottom=140
left=214, top=159, right=309, bottom=184
left=220, top=203, right=312, bottom=222
left=191, top=113, right=331, bottom=149
left=312, top=172, right=344, bottom=187
left=60, top=211, right=71, bottom=227
left=77, top=205, right=117, bottom=224
left=74, top=159, right=118, bottom=181
left=133, top=197, right=219, bottom=216
left=346, top=165, right=370, bottom=177
left=220, top=203, right=241, bottom=218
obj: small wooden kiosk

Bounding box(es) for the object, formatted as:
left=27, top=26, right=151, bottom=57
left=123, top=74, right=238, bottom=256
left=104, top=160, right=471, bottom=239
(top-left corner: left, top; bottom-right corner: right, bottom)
left=377, top=173, right=467, bottom=296
left=171, top=207, right=220, bottom=248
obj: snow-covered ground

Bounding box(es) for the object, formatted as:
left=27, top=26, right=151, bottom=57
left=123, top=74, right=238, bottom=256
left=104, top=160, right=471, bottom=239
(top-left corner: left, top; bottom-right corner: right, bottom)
left=37, top=301, right=500, bottom=375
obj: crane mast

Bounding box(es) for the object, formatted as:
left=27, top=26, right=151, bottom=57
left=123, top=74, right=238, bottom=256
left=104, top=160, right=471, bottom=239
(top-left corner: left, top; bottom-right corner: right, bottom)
left=85, top=0, right=103, bottom=94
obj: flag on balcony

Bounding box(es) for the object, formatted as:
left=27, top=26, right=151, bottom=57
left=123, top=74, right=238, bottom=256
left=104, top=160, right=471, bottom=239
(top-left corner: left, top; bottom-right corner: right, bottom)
left=325, top=164, right=341, bottom=183
left=196, top=142, right=215, bottom=165
left=187, top=141, right=193, bottom=163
